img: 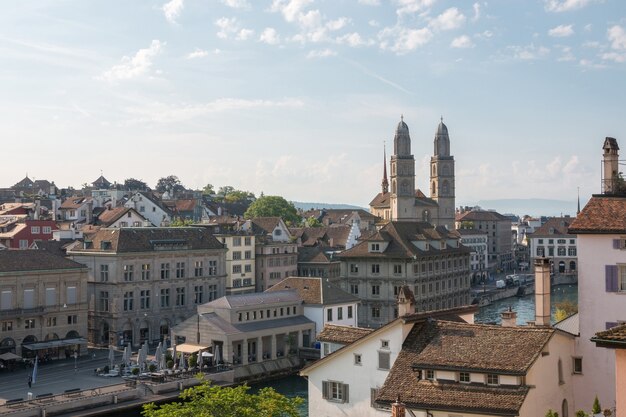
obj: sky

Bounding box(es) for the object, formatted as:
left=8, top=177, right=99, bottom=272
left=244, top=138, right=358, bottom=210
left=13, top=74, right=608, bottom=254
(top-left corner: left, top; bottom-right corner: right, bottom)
left=1, top=0, right=625, bottom=211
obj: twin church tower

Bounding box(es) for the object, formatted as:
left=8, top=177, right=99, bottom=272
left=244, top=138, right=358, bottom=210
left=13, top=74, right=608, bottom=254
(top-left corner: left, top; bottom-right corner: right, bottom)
left=369, top=116, right=456, bottom=230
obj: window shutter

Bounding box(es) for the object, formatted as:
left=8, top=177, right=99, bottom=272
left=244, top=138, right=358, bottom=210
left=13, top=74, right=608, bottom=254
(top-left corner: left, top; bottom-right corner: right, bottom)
left=1, top=291, right=12, bottom=310
left=23, top=289, right=34, bottom=309
left=614, top=239, right=621, bottom=249
left=46, top=288, right=56, bottom=306
left=606, top=265, right=618, bottom=292
left=378, top=351, right=390, bottom=370
left=342, top=384, right=349, bottom=404
left=322, top=381, right=329, bottom=399
left=67, top=287, right=77, bottom=305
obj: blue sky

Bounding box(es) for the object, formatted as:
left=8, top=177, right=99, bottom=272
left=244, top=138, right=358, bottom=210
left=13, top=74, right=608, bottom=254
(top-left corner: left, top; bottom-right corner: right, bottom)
left=1, top=0, right=625, bottom=210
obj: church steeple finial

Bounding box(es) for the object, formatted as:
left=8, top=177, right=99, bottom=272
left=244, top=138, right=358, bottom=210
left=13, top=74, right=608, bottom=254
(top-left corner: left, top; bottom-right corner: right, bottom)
left=382, top=141, right=389, bottom=194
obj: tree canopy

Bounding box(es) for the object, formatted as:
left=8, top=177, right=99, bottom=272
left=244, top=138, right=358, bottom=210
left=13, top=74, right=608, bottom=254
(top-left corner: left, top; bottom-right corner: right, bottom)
left=124, top=178, right=149, bottom=191
left=155, top=175, right=186, bottom=195
left=142, top=379, right=303, bottom=417
left=202, top=183, right=215, bottom=195
left=217, top=185, right=255, bottom=202
left=244, top=195, right=300, bottom=225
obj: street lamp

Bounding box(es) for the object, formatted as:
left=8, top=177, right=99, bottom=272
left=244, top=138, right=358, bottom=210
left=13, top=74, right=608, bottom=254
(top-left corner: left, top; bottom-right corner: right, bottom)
left=74, top=351, right=78, bottom=372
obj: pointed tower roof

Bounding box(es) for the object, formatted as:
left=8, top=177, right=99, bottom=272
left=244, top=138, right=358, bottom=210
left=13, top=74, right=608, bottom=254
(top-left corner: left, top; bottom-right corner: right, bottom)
left=396, top=114, right=409, bottom=133
left=436, top=116, right=449, bottom=137
left=382, top=143, right=389, bottom=194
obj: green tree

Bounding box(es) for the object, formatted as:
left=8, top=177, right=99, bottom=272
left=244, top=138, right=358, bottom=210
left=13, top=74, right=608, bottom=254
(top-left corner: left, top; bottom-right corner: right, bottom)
left=592, top=395, right=602, bottom=414
left=170, top=218, right=194, bottom=227
left=546, top=410, right=559, bottom=417
left=155, top=175, right=185, bottom=194
left=142, top=379, right=302, bottom=417
left=224, top=190, right=255, bottom=203
left=124, top=178, right=149, bottom=191
left=554, top=300, right=578, bottom=322
left=305, top=217, right=323, bottom=227
left=202, top=184, right=215, bottom=195
left=218, top=185, right=235, bottom=197
left=244, top=196, right=300, bottom=225
left=576, top=410, right=589, bottom=417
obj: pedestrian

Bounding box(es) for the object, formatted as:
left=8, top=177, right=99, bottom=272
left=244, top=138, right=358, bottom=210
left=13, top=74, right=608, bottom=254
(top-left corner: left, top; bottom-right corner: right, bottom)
left=28, top=375, right=32, bottom=388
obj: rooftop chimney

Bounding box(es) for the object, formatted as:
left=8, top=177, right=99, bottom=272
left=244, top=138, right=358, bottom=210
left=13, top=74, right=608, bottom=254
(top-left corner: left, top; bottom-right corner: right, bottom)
left=602, top=137, right=620, bottom=194
left=391, top=395, right=406, bottom=417
left=501, top=306, right=517, bottom=327
left=534, top=258, right=551, bottom=326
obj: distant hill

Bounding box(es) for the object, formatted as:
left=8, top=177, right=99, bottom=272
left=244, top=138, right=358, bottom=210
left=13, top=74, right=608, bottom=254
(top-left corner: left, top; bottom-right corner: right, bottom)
left=292, top=202, right=366, bottom=211
left=467, top=198, right=580, bottom=218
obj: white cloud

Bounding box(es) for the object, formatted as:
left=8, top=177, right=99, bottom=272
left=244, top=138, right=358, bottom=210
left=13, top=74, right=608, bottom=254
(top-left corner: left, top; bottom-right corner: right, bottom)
left=336, top=32, right=365, bottom=47
left=429, top=8, right=466, bottom=31
left=358, top=0, right=380, bottom=5
left=579, top=58, right=605, bottom=69
left=548, top=24, right=574, bottom=37
left=221, top=0, right=250, bottom=9
left=236, top=29, right=254, bottom=41
left=162, top=0, right=184, bottom=23
left=215, top=17, right=239, bottom=39
left=187, top=48, right=208, bottom=59
left=369, top=20, right=380, bottom=27
left=298, top=9, right=322, bottom=28
left=270, top=0, right=313, bottom=23
left=584, top=23, right=592, bottom=32
left=306, top=49, right=337, bottom=59
left=394, top=0, right=437, bottom=16
left=379, top=26, right=433, bottom=54
left=476, top=30, right=493, bottom=39
left=544, top=0, right=595, bottom=12
left=507, top=43, right=550, bottom=60
left=451, top=35, right=474, bottom=48
left=326, top=17, right=350, bottom=31
left=608, top=25, right=626, bottom=50
left=601, top=52, right=626, bottom=63
left=259, top=27, right=280, bottom=45
left=126, top=98, right=304, bottom=123
left=557, top=46, right=575, bottom=61
left=101, top=40, right=164, bottom=81
left=472, top=2, right=480, bottom=21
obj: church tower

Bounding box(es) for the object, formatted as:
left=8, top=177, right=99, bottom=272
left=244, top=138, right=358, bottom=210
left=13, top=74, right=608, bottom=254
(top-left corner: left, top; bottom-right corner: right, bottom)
left=390, top=116, right=416, bottom=221
left=430, top=118, right=455, bottom=229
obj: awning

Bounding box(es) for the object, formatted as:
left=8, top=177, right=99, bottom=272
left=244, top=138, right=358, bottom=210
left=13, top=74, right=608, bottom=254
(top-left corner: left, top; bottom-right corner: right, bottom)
left=21, top=338, right=87, bottom=351
left=168, top=343, right=208, bottom=354
left=0, top=352, right=21, bottom=361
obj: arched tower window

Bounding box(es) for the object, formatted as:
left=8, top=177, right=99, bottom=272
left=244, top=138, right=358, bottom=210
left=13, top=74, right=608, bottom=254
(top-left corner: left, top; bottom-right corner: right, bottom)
left=432, top=165, right=436, bottom=176
left=392, top=180, right=396, bottom=194
left=558, top=358, right=564, bottom=384
left=562, top=399, right=569, bottom=417
left=400, top=180, right=410, bottom=195
left=431, top=182, right=436, bottom=196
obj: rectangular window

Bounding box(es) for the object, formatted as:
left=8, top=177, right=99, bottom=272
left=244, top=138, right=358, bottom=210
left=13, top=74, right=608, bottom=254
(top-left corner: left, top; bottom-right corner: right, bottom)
left=31, top=226, right=40, bottom=234
left=208, top=284, right=217, bottom=301
left=393, top=264, right=402, bottom=274
left=100, top=264, right=109, bottom=282
left=208, top=260, right=217, bottom=276
left=426, top=370, right=435, bottom=380
left=233, top=265, right=242, bottom=274
left=140, top=290, right=151, bottom=309
left=568, top=247, right=577, bottom=256
left=1, top=321, right=13, bottom=331
left=573, top=357, right=583, bottom=374
left=487, top=374, right=499, bottom=385
left=161, top=263, right=170, bottom=279
left=233, top=237, right=241, bottom=246
left=338, top=307, right=343, bottom=320
left=244, top=264, right=252, bottom=273
left=370, top=243, right=380, bottom=251
left=537, top=247, right=545, bottom=257
left=46, top=316, right=56, bottom=327
left=354, top=354, right=362, bottom=366
left=45, top=287, right=56, bottom=306
left=141, top=264, right=151, bottom=280
left=67, top=315, right=77, bottom=324
left=372, top=285, right=380, bottom=296
left=322, top=381, right=349, bottom=403
left=371, top=264, right=380, bottom=274
left=42, top=226, right=51, bottom=234
left=123, top=265, right=134, bottom=281
left=99, top=291, right=109, bottom=312
left=194, top=285, right=204, bottom=304
left=350, top=264, right=359, bottom=273
left=176, top=287, right=185, bottom=306
left=232, top=251, right=242, bottom=260
left=327, top=309, right=333, bottom=322
left=25, top=319, right=36, bottom=329
left=378, top=351, right=390, bottom=370
left=244, top=250, right=252, bottom=259
left=350, top=284, right=358, bottom=295
left=160, top=288, right=170, bottom=307
left=347, top=305, right=353, bottom=319
left=176, top=262, right=185, bottom=278
left=557, top=247, right=566, bottom=256
left=372, top=306, right=380, bottom=319
left=194, top=261, right=203, bottom=277
left=123, top=291, right=134, bottom=311
left=244, top=237, right=251, bottom=246
left=459, top=372, right=470, bottom=383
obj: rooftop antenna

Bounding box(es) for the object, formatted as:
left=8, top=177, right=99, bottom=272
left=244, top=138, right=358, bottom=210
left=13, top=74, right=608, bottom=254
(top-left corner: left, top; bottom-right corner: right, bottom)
left=577, top=187, right=581, bottom=215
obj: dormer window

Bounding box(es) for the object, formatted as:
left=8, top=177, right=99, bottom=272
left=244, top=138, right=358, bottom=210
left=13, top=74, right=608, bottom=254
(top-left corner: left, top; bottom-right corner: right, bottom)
left=426, top=370, right=435, bottom=380
left=274, top=229, right=282, bottom=236
left=487, top=374, right=499, bottom=385
left=459, top=372, right=470, bottom=383
left=370, top=243, right=380, bottom=252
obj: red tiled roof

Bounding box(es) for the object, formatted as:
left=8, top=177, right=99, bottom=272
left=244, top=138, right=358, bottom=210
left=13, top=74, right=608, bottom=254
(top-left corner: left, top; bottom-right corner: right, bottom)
left=317, top=324, right=373, bottom=344
left=532, top=217, right=575, bottom=237
left=569, top=196, right=626, bottom=233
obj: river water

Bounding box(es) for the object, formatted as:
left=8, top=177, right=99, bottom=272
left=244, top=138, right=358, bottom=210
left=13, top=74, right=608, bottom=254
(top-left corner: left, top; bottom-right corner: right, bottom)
left=98, top=285, right=578, bottom=417
left=475, top=284, right=578, bottom=325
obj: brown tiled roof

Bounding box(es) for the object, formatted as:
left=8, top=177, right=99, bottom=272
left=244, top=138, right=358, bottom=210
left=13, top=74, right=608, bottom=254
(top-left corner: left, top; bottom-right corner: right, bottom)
left=68, top=227, right=224, bottom=253
left=569, top=196, right=626, bottom=233
left=250, top=217, right=281, bottom=234
left=266, top=276, right=359, bottom=305
left=532, top=216, right=575, bottom=237
left=0, top=250, right=86, bottom=272
left=174, top=199, right=196, bottom=212
left=298, top=246, right=333, bottom=263
left=317, top=324, right=373, bottom=344
left=369, top=192, right=390, bottom=208
left=339, top=221, right=468, bottom=259
left=60, top=196, right=92, bottom=209
left=456, top=210, right=509, bottom=222
left=591, top=323, right=626, bottom=348
left=376, top=320, right=550, bottom=414
left=303, top=209, right=379, bottom=224
left=97, top=207, right=132, bottom=226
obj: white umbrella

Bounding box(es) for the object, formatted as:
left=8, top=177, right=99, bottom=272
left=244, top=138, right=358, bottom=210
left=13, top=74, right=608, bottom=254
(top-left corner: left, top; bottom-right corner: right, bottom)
left=155, top=343, right=162, bottom=371
left=198, top=350, right=203, bottom=369
left=178, top=352, right=186, bottom=370
left=214, top=345, right=221, bottom=365
left=123, top=345, right=131, bottom=367
left=108, top=346, right=114, bottom=369
left=172, top=341, right=177, bottom=369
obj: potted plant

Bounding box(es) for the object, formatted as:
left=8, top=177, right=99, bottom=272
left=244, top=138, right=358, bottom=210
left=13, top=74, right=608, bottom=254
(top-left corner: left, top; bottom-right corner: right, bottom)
left=592, top=396, right=602, bottom=417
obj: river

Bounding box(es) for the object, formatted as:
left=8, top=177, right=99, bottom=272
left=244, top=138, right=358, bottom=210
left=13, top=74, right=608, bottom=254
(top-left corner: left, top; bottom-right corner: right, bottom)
left=475, top=284, right=578, bottom=325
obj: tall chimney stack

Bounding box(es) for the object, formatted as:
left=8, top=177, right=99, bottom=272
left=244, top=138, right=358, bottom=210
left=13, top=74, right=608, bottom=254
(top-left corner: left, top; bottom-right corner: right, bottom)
left=501, top=306, right=517, bottom=327
left=603, top=137, right=620, bottom=194
left=391, top=396, right=406, bottom=417
left=534, top=258, right=551, bottom=326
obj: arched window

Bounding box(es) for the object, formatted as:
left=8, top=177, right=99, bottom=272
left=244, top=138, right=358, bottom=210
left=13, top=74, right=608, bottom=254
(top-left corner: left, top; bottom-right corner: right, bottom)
left=391, top=180, right=397, bottom=194
left=558, top=358, right=564, bottom=384
left=431, top=182, right=436, bottom=196
left=569, top=261, right=576, bottom=271
left=422, top=210, right=430, bottom=222
left=562, top=399, right=569, bottom=417
left=559, top=261, right=565, bottom=273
